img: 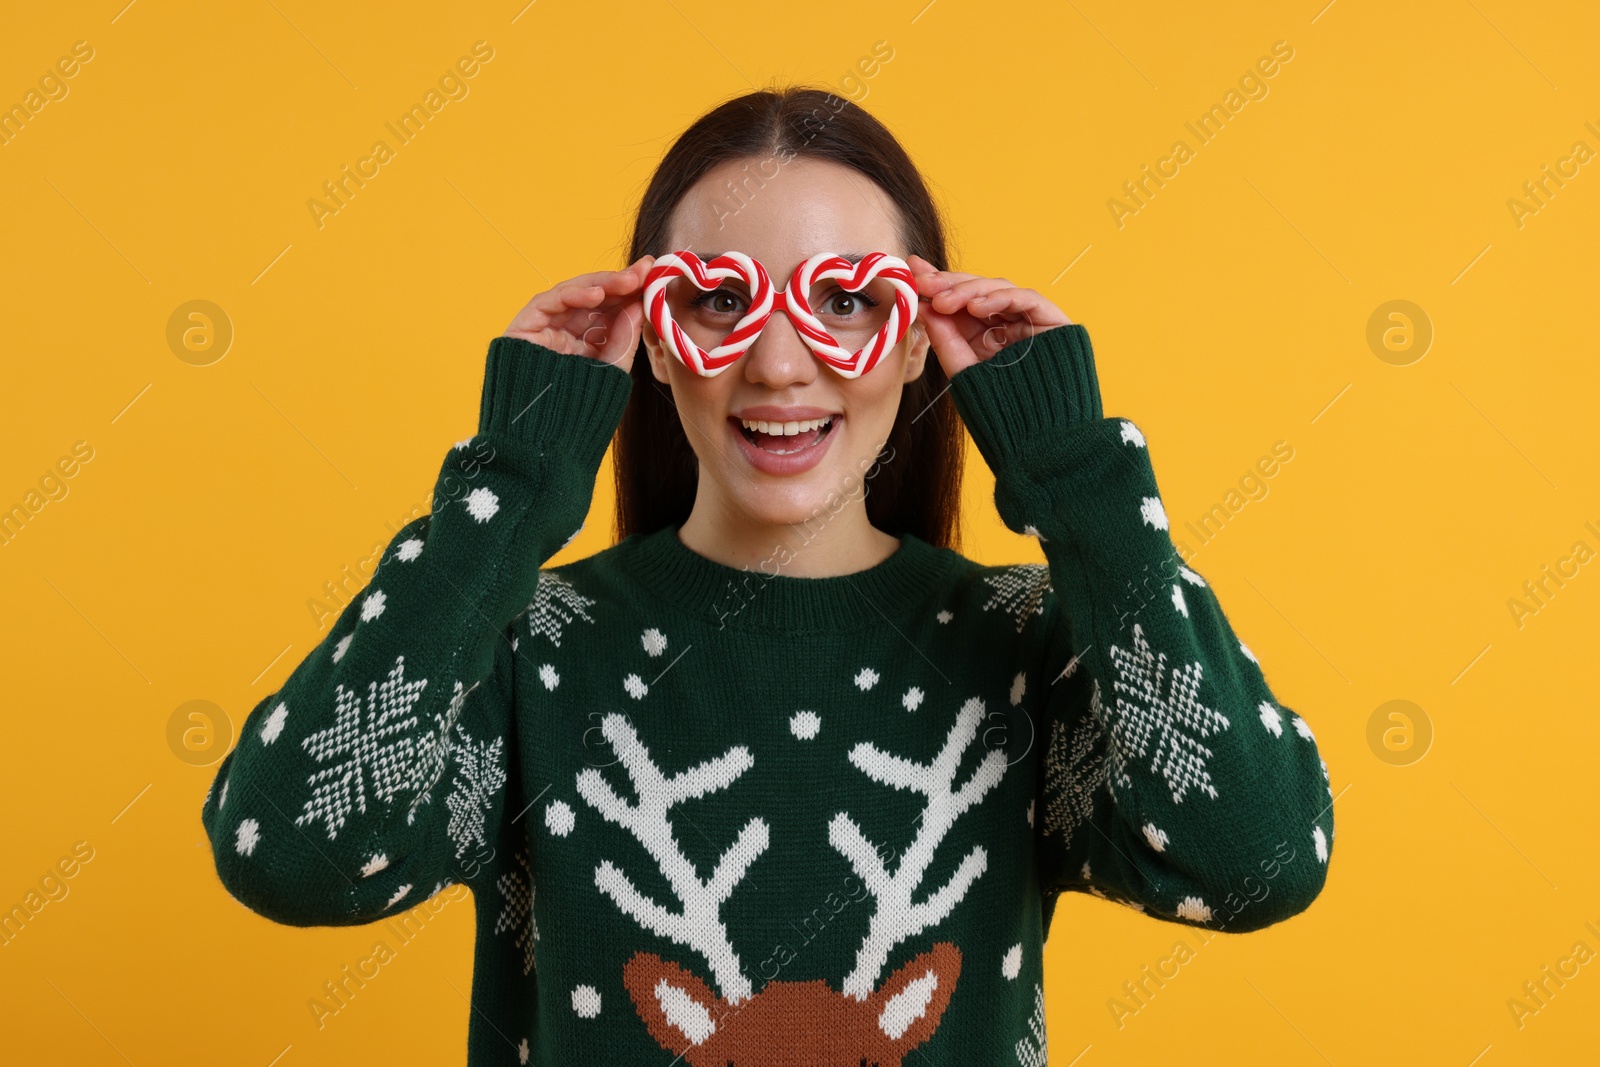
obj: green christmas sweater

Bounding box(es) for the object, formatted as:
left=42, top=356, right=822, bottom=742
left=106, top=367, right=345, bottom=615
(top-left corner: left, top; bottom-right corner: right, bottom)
left=201, top=323, right=1334, bottom=1065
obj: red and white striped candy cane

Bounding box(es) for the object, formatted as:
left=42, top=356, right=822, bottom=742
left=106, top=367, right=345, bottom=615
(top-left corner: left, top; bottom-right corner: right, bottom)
left=642, top=251, right=775, bottom=377
left=782, top=251, right=918, bottom=378
left=641, top=250, right=917, bottom=378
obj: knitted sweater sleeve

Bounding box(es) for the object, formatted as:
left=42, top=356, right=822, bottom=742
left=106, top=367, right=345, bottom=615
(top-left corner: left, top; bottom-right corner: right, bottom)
left=947, top=324, right=1333, bottom=934
left=201, top=337, right=632, bottom=927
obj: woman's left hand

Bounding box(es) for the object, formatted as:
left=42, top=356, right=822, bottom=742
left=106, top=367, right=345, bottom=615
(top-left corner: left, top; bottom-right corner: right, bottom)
left=906, top=254, right=1073, bottom=377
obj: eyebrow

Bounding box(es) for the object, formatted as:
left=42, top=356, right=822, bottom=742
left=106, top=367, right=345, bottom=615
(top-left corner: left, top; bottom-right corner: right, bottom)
left=691, top=251, right=868, bottom=264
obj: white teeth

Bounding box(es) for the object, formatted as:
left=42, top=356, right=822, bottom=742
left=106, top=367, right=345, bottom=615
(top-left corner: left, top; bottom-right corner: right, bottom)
left=739, top=415, right=833, bottom=436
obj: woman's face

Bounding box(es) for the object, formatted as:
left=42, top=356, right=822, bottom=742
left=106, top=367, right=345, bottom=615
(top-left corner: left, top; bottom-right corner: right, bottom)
left=641, top=156, right=931, bottom=532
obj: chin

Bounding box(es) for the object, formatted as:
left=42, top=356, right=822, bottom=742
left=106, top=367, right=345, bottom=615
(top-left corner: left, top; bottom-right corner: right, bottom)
left=731, top=476, right=851, bottom=531
left=706, top=410, right=893, bottom=533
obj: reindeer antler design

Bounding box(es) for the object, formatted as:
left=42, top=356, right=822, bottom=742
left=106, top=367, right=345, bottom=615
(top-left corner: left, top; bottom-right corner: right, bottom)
left=830, top=696, right=1008, bottom=999
left=592, top=710, right=990, bottom=1063
left=575, top=712, right=769, bottom=1004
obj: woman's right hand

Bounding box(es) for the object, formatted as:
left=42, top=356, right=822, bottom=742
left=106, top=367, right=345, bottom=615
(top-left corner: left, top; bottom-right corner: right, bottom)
left=502, top=254, right=656, bottom=372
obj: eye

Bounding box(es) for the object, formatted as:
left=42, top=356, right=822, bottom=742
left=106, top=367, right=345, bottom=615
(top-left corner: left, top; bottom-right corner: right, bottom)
left=823, top=289, right=879, bottom=317
left=690, top=287, right=748, bottom=316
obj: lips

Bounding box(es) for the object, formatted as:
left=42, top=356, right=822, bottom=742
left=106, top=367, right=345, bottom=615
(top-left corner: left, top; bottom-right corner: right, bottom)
left=738, top=414, right=833, bottom=449
left=727, top=413, right=839, bottom=475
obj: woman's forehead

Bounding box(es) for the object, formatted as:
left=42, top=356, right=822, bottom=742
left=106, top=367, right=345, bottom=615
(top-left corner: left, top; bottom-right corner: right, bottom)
left=667, top=156, right=902, bottom=266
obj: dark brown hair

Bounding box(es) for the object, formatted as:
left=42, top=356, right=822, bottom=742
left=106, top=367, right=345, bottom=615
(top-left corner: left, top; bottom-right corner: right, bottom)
left=614, top=86, right=963, bottom=552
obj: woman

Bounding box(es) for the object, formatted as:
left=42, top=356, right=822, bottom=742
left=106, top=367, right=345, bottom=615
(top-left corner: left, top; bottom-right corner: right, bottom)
left=203, top=87, right=1333, bottom=1065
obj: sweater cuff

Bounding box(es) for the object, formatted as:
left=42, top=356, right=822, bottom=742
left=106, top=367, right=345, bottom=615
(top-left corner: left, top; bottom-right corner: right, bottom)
left=478, top=335, right=633, bottom=469
left=946, top=324, right=1103, bottom=464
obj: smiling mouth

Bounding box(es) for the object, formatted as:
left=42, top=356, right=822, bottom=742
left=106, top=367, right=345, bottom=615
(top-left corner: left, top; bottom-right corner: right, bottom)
left=733, top=415, right=838, bottom=454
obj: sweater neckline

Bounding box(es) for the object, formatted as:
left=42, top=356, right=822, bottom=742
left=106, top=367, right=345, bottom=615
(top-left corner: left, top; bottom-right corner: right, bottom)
left=619, top=522, right=956, bottom=632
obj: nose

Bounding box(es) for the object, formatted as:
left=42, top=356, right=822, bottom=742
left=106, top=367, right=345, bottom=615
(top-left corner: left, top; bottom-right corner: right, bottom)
left=741, top=290, right=818, bottom=389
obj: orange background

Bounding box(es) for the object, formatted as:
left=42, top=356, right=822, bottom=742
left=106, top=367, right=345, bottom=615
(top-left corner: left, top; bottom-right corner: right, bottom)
left=2, top=1, right=1596, bottom=1063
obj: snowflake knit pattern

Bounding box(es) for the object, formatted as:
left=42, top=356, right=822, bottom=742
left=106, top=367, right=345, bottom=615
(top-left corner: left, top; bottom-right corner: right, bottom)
left=201, top=324, right=1335, bottom=1065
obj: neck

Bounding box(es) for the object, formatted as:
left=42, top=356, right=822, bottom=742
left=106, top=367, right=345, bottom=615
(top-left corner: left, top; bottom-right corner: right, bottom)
left=677, top=485, right=900, bottom=578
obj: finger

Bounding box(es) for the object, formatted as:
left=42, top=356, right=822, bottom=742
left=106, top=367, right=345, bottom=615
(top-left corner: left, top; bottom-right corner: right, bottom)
left=598, top=301, right=644, bottom=366
left=907, top=260, right=954, bottom=301
left=506, top=283, right=607, bottom=336
left=969, top=287, right=1073, bottom=329
left=585, top=279, right=654, bottom=320
left=538, top=272, right=643, bottom=318
left=938, top=276, right=1013, bottom=300
left=916, top=304, right=963, bottom=351
left=568, top=281, right=647, bottom=357
left=557, top=268, right=637, bottom=292
left=623, top=255, right=657, bottom=285
left=601, top=259, right=649, bottom=287
left=597, top=262, right=652, bottom=294
left=916, top=271, right=980, bottom=297
left=931, top=277, right=1014, bottom=312
left=966, top=286, right=1045, bottom=318
left=917, top=305, right=979, bottom=376
left=534, top=283, right=608, bottom=315
left=976, top=317, right=1035, bottom=360
left=504, top=291, right=560, bottom=335
left=909, top=260, right=980, bottom=296
left=503, top=301, right=550, bottom=337
left=573, top=261, right=658, bottom=324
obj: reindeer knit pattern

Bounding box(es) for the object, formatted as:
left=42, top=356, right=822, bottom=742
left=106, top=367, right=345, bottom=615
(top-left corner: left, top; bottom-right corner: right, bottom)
left=202, top=325, right=1335, bottom=1065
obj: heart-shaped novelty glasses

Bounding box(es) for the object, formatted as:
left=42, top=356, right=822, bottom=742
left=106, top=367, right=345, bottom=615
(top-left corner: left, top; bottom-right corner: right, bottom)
left=642, top=251, right=919, bottom=378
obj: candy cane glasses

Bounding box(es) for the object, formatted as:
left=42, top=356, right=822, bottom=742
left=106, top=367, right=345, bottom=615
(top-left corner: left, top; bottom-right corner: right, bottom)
left=641, top=251, right=919, bottom=378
